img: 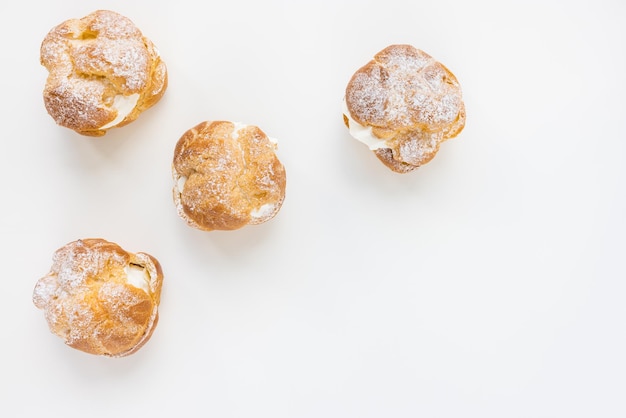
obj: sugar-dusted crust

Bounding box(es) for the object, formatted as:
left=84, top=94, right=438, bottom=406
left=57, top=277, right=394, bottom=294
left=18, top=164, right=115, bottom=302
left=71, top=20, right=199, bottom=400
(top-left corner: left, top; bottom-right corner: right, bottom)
left=32, top=239, right=163, bottom=357
left=372, top=129, right=442, bottom=173
left=172, top=121, right=287, bottom=231
left=40, top=10, right=168, bottom=136
left=344, top=44, right=465, bottom=172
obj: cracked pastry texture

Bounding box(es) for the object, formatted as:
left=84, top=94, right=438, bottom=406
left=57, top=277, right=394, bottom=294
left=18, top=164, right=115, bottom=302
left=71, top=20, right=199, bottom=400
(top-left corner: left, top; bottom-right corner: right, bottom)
left=40, top=10, right=168, bottom=136
left=172, top=121, right=287, bottom=231
left=32, top=239, right=163, bottom=357
left=343, top=44, right=465, bottom=173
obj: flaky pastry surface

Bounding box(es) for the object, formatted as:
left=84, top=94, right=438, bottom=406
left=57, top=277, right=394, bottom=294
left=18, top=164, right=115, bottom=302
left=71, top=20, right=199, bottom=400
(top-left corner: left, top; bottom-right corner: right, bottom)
left=32, top=239, right=163, bottom=357
left=344, top=44, right=465, bottom=173
left=172, top=121, right=287, bottom=231
left=40, top=10, right=168, bottom=136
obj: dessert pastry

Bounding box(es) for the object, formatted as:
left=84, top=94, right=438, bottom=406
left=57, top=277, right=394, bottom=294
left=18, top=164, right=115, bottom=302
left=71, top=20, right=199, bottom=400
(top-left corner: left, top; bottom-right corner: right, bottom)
left=172, top=121, right=287, bottom=231
left=343, top=44, right=465, bottom=173
left=40, top=10, right=168, bottom=136
left=32, top=239, right=163, bottom=357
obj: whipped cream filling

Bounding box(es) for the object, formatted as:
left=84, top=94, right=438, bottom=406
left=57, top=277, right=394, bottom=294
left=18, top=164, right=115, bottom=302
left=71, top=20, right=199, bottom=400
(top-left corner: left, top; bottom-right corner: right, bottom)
left=342, top=98, right=390, bottom=150
left=231, top=122, right=279, bottom=146
left=175, top=174, right=187, bottom=193
left=124, top=263, right=150, bottom=293
left=231, top=122, right=247, bottom=139
left=251, top=203, right=275, bottom=220
left=100, top=93, right=140, bottom=129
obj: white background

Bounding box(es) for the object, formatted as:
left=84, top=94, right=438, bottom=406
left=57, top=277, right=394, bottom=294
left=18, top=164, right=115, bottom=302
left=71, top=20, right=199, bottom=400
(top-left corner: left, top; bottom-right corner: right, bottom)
left=1, top=0, right=625, bottom=416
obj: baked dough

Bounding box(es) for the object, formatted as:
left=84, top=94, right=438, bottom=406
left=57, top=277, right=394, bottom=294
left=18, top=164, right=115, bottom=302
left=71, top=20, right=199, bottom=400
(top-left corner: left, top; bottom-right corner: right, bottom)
left=172, top=121, right=287, bottom=231
left=32, top=239, right=163, bottom=357
left=40, top=10, right=168, bottom=136
left=343, top=44, right=465, bottom=173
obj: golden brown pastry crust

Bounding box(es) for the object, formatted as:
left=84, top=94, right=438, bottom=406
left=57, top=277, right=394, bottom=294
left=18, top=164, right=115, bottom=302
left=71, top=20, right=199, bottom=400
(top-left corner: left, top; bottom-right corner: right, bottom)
left=344, top=44, right=465, bottom=173
left=40, top=10, right=168, bottom=136
left=32, top=239, right=163, bottom=357
left=172, top=121, right=287, bottom=231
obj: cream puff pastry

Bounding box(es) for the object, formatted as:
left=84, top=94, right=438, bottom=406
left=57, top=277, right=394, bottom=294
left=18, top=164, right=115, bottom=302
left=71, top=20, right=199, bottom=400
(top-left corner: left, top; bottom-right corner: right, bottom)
left=343, top=44, right=465, bottom=173
left=40, top=10, right=168, bottom=136
left=32, top=239, right=163, bottom=357
left=172, top=121, right=287, bottom=231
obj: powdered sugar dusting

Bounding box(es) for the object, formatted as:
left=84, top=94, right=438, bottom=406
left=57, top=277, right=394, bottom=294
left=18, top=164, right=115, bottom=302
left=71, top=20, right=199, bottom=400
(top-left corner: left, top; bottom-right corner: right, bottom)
left=44, top=78, right=108, bottom=130
left=98, top=282, right=143, bottom=335
left=51, top=239, right=126, bottom=289
left=347, top=69, right=387, bottom=125
left=346, top=45, right=463, bottom=129
left=32, top=274, right=58, bottom=310
left=397, top=131, right=441, bottom=166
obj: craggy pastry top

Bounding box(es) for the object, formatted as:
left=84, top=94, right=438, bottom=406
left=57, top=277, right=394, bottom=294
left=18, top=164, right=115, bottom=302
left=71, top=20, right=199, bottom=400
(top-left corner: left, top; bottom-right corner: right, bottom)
left=32, top=239, right=163, bottom=357
left=173, top=121, right=287, bottom=231
left=344, top=45, right=465, bottom=172
left=41, top=10, right=167, bottom=136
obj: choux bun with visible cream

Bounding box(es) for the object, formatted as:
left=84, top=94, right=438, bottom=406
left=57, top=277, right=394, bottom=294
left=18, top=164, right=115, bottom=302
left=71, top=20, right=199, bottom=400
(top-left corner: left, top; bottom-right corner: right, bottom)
left=343, top=44, right=465, bottom=173
left=172, top=121, right=287, bottom=231
left=32, top=239, right=163, bottom=357
left=40, top=10, right=168, bottom=136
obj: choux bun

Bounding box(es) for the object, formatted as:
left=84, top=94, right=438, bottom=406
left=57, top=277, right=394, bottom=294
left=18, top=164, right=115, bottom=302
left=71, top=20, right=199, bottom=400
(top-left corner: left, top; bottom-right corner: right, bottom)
left=40, top=10, right=168, bottom=136
left=32, top=239, right=163, bottom=357
left=343, top=44, right=465, bottom=173
left=172, top=121, right=287, bottom=231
